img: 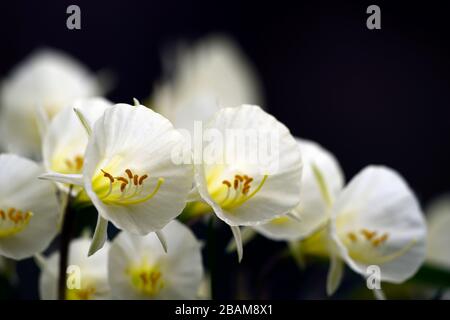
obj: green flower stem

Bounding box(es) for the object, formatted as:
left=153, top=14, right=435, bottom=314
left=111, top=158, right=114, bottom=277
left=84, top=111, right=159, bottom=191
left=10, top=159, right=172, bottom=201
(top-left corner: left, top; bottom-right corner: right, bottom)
left=207, top=215, right=217, bottom=300
left=58, top=186, right=76, bottom=300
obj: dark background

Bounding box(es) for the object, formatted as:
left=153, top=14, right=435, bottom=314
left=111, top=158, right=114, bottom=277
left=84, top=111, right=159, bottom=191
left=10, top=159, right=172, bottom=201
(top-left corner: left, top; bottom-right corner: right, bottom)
left=0, top=0, right=449, bottom=299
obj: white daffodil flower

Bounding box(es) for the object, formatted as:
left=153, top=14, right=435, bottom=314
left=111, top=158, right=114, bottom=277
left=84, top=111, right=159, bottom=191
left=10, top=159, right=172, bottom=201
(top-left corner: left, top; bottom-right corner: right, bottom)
left=38, top=237, right=110, bottom=300
left=108, top=220, right=203, bottom=299
left=41, top=103, right=193, bottom=255
left=0, top=154, right=59, bottom=260
left=299, top=166, right=426, bottom=296
left=153, top=35, right=263, bottom=134
left=425, top=194, right=450, bottom=270
left=193, top=105, right=302, bottom=261
left=254, top=138, right=344, bottom=241
left=43, top=97, right=113, bottom=192
left=0, top=49, right=100, bottom=158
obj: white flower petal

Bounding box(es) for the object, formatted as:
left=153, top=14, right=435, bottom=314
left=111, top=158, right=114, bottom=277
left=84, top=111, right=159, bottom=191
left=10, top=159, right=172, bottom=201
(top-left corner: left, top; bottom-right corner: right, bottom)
left=108, top=220, right=203, bottom=299
left=331, top=166, right=427, bottom=283
left=35, top=103, right=50, bottom=138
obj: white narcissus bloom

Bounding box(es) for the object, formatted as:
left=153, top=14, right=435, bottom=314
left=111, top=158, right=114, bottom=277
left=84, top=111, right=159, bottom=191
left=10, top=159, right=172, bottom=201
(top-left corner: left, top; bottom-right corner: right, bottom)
left=299, top=166, right=426, bottom=295
left=193, top=105, right=302, bottom=261
left=43, top=97, right=113, bottom=192
left=254, top=138, right=344, bottom=241
left=0, top=49, right=100, bottom=158
left=108, top=220, right=203, bottom=300
left=0, top=154, right=59, bottom=260
left=153, top=35, right=263, bottom=133
left=425, top=194, right=450, bottom=270
left=41, top=104, right=193, bottom=255
left=330, top=167, right=426, bottom=286
left=39, top=238, right=110, bottom=300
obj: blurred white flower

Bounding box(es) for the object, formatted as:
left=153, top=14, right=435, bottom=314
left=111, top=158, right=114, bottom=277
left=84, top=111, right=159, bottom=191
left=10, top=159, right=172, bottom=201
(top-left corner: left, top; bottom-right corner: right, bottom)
left=42, top=97, right=113, bottom=193
left=425, top=194, right=450, bottom=270
left=0, top=154, right=59, bottom=260
left=299, top=166, right=426, bottom=295
left=108, top=220, right=203, bottom=299
left=193, top=105, right=302, bottom=261
left=39, top=237, right=110, bottom=300
left=153, top=35, right=264, bottom=133
left=0, top=49, right=101, bottom=158
left=255, top=138, right=344, bottom=241
left=41, top=104, right=193, bottom=255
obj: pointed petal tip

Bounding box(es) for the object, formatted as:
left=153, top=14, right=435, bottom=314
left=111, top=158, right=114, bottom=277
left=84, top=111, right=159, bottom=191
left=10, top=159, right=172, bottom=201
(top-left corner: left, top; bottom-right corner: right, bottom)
left=238, top=251, right=243, bottom=263
left=88, top=215, right=109, bottom=257
left=38, top=172, right=84, bottom=186
left=73, top=107, right=92, bottom=136
left=326, top=255, right=344, bottom=296
left=230, top=226, right=244, bottom=263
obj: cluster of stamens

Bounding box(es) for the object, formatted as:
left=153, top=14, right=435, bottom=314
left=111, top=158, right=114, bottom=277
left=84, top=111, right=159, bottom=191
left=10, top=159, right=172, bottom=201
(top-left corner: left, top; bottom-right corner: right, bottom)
left=127, top=266, right=164, bottom=297
left=95, top=168, right=163, bottom=206
left=217, top=174, right=267, bottom=209
left=64, top=155, right=84, bottom=172
left=0, top=207, right=33, bottom=237
left=347, top=228, right=389, bottom=247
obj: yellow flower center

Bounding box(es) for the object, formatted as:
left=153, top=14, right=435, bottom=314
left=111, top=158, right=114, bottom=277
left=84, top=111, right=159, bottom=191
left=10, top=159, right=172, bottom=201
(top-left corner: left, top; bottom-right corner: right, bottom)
left=341, top=227, right=416, bottom=265
left=127, top=261, right=164, bottom=297
left=91, top=167, right=164, bottom=206
left=209, top=173, right=268, bottom=211
left=51, top=154, right=84, bottom=174
left=0, top=208, right=33, bottom=238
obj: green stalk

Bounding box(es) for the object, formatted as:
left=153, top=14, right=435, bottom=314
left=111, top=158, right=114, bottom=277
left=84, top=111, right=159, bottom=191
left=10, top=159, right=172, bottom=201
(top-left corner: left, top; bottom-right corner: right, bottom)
left=58, top=186, right=76, bottom=300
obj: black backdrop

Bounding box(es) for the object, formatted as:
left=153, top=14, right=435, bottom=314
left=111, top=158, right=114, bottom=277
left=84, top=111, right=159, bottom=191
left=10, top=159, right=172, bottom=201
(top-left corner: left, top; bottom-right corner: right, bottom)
left=0, top=0, right=449, bottom=299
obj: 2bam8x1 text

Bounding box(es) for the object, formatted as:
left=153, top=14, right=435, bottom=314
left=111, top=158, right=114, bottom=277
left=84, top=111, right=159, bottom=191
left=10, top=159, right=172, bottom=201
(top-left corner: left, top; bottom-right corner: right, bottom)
left=175, top=304, right=272, bottom=317
left=218, top=304, right=272, bottom=315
